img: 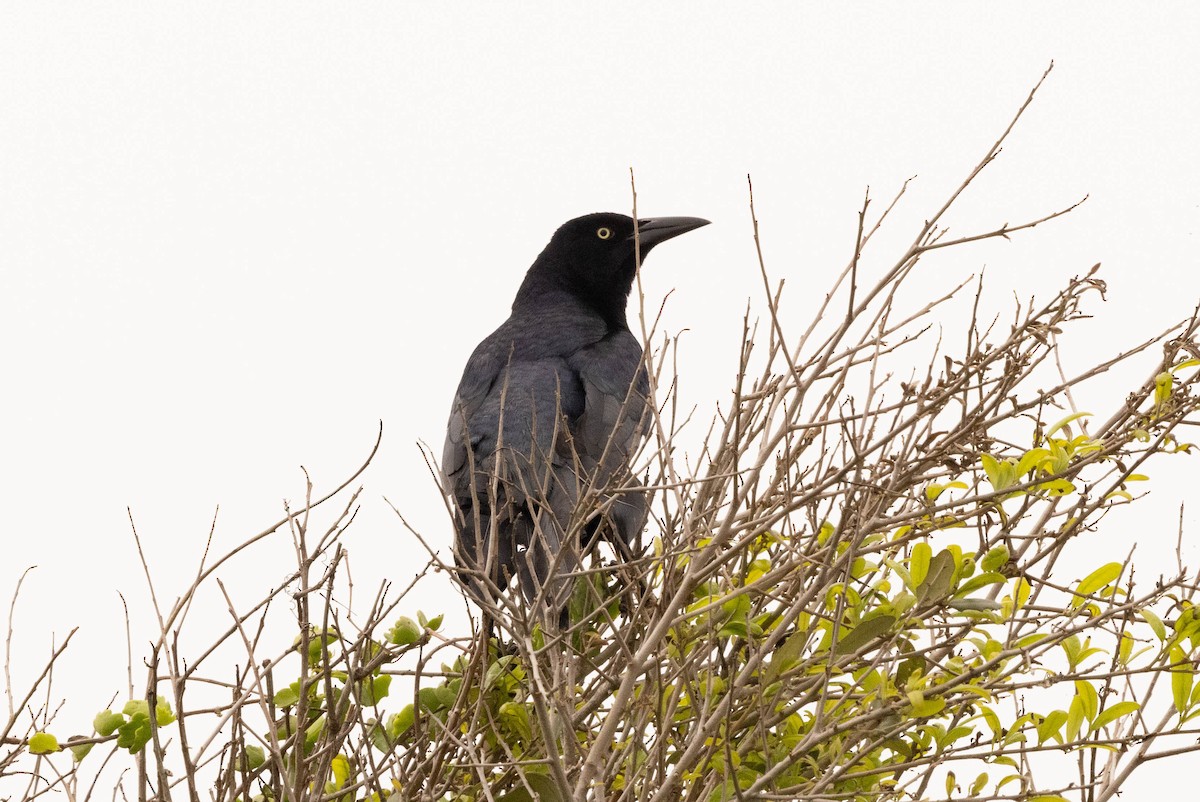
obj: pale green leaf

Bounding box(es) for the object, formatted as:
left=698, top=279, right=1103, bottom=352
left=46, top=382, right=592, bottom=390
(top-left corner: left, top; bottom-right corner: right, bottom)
left=909, top=542, right=932, bottom=587
left=1075, top=680, right=1099, bottom=721
left=1037, top=709, right=1067, bottom=745
left=1171, top=646, right=1193, bottom=715
left=1091, top=701, right=1140, bottom=732
left=28, top=732, right=60, bottom=755
left=93, top=710, right=124, bottom=737
left=1045, top=412, right=1092, bottom=439
left=1141, top=608, right=1167, bottom=641
left=1077, top=562, right=1123, bottom=596
left=981, top=453, right=1003, bottom=489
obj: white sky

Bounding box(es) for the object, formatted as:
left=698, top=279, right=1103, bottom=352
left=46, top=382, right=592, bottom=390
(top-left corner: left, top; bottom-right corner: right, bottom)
left=2, top=3, right=1198, bottom=794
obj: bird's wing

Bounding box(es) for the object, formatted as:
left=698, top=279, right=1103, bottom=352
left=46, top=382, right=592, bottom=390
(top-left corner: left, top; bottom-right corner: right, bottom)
left=443, top=334, right=589, bottom=500
left=569, top=330, right=649, bottom=475
left=564, top=329, right=651, bottom=553
left=442, top=338, right=505, bottom=485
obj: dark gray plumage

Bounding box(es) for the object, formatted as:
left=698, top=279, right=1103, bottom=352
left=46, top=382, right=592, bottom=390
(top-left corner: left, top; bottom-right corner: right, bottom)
left=442, top=212, right=709, bottom=618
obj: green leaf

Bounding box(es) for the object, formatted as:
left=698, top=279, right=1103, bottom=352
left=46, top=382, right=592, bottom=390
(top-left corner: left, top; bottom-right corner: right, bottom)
left=360, top=675, right=392, bottom=706
left=155, top=699, right=175, bottom=727
left=979, top=706, right=1002, bottom=739
left=94, top=710, right=124, bottom=737
left=1155, top=371, right=1173, bottom=406
left=1075, top=680, right=1099, bottom=722
left=115, top=700, right=156, bottom=753
left=832, top=615, right=897, bottom=656
left=970, top=772, right=989, bottom=796
left=765, top=632, right=805, bottom=683
left=499, top=702, right=533, bottom=742
left=390, top=704, right=415, bottom=738
left=366, top=719, right=389, bottom=752
left=1061, top=635, right=1083, bottom=669
left=298, top=629, right=340, bottom=666
left=1036, top=709, right=1067, bottom=745
left=896, top=653, right=926, bottom=689
left=1014, top=577, right=1032, bottom=611
left=954, top=571, right=1007, bottom=597
left=387, top=616, right=422, bottom=646
left=122, top=699, right=149, bottom=719
left=273, top=684, right=301, bottom=708
left=1037, top=478, right=1076, bottom=496
left=719, top=618, right=749, bottom=639
left=1048, top=442, right=1071, bottom=473
left=1179, top=606, right=1199, bottom=639
left=981, top=545, right=1009, bottom=573
left=1118, top=631, right=1134, bottom=666
left=304, top=715, right=326, bottom=749
left=1091, top=701, right=1140, bottom=732
left=418, top=687, right=445, bottom=712
left=485, top=656, right=519, bottom=691
left=996, top=773, right=1023, bottom=790
left=746, top=557, right=771, bottom=584
left=1066, top=696, right=1084, bottom=742
left=1014, top=447, right=1050, bottom=477
left=1045, top=411, right=1092, bottom=439
left=917, top=549, right=956, bottom=603
left=961, top=686, right=997, bottom=704
left=1016, top=632, right=1047, bottom=649
left=1171, top=646, right=1193, bottom=715
left=330, top=753, right=351, bottom=788
left=909, top=542, right=932, bottom=587
left=1077, top=562, right=1123, bottom=596
left=906, top=691, right=946, bottom=717
left=1142, top=608, right=1167, bottom=641
left=28, top=732, right=60, bottom=755
left=981, top=453, right=1006, bottom=490
left=70, top=741, right=94, bottom=761
left=116, top=716, right=152, bottom=754
left=435, top=685, right=457, bottom=710
left=1188, top=680, right=1200, bottom=719
left=235, top=744, right=266, bottom=771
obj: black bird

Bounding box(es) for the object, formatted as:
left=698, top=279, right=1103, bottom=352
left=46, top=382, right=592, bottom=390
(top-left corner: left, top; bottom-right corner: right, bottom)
left=442, top=212, right=710, bottom=621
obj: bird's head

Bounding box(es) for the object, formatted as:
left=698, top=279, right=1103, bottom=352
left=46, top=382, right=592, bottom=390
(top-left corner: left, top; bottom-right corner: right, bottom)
left=517, top=212, right=710, bottom=326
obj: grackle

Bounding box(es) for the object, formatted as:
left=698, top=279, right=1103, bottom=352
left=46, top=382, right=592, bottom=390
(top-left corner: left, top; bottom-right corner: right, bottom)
left=441, top=212, right=709, bottom=623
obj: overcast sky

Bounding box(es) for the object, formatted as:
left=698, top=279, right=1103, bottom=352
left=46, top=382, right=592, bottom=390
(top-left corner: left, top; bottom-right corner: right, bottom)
left=2, top=3, right=1198, bottom=792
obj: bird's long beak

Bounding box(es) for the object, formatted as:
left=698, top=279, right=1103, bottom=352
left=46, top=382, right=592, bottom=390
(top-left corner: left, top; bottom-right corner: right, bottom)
left=633, top=216, right=711, bottom=251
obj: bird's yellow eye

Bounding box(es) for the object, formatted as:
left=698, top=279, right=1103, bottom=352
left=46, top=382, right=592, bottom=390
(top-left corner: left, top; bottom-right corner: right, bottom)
left=596, top=227, right=613, bottom=240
